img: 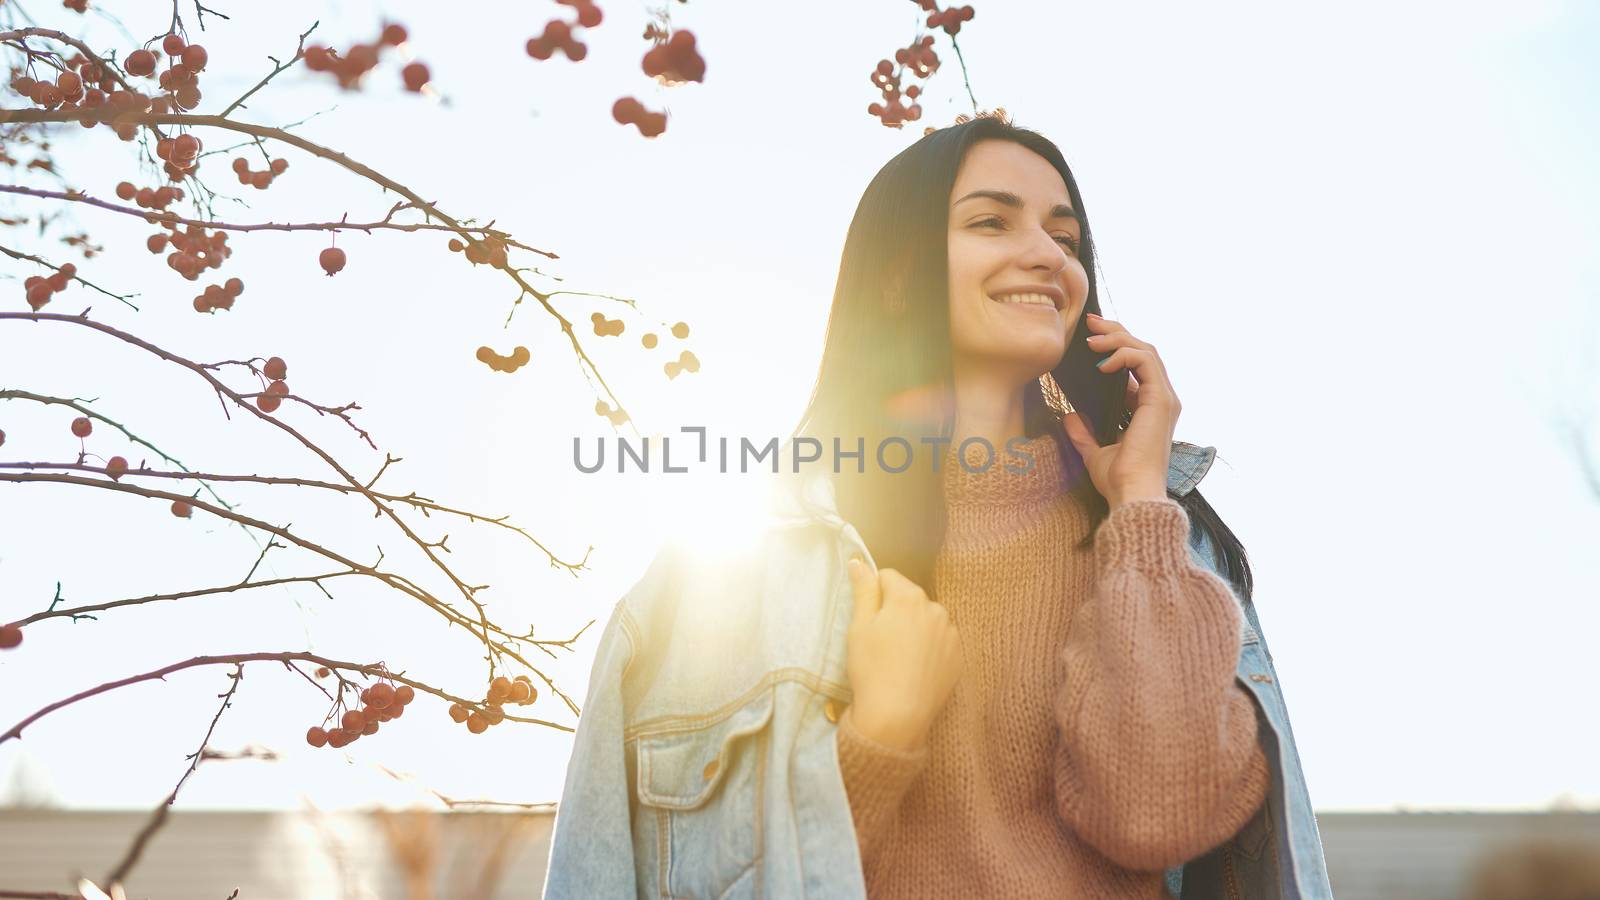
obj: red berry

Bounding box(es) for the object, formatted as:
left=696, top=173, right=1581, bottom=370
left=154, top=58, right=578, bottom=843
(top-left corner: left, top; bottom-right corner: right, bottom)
left=125, top=50, right=156, bottom=77
left=263, top=356, right=287, bottom=380
left=381, top=23, right=408, bottom=46
left=147, top=234, right=168, bottom=253
left=327, top=730, right=351, bottom=748
left=448, top=703, right=468, bottom=723
left=401, top=62, right=430, bottom=93
left=270, top=158, right=288, bottom=175
left=341, top=709, right=366, bottom=732
left=0, top=429, right=5, bottom=448
left=182, top=44, right=208, bottom=71
left=174, top=133, right=199, bottom=157
left=106, top=456, right=128, bottom=480
left=115, top=181, right=136, bottom=200
left=488, top=676, right=512, bottom=702
left=306, top=727, right=328, bottom=748
left=318, top=246, right=346, bottom=276
left=171, top=499, right=192, bottom=517
left=71, top=416, right=92, bottom=438
left=231, top=157, right=249, bottom=175
left=0, top=624, right=22, bottom=650
left=163, top=34, right=186, bottom=56
left=466, top=712, right=488, bottom=734
left=509, top=680, right=531, bottom=703
left=394, top=685, right=415, bottom=706
left=224, top=277, right=244, bottom=297
left=250, top=171, right=272, bottom=189
left=362, top=720, right=379, bottom=736
left=482, top=705, right=505, bottom=726
left=256, top=394, right=281, bottom=413
left=315, top=667, right=331, bottom=678
left=368, top=683, right=395, bottom=709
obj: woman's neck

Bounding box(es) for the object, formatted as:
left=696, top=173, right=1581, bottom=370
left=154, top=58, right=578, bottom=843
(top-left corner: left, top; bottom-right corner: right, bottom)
left=949, top=365, right=1029, bottom=451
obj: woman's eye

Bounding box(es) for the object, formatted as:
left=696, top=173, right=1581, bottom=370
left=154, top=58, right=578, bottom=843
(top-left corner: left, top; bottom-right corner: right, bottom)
left=972, top=216, right=1079, bottom=253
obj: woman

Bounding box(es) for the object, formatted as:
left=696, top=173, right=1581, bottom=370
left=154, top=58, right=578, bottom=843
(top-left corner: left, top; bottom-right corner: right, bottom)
left=543, top=114, right=1330, bottom=899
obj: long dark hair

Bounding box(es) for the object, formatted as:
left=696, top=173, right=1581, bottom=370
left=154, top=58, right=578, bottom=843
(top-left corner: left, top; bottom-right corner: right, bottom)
left=789, top=115, right=1254, bottom=604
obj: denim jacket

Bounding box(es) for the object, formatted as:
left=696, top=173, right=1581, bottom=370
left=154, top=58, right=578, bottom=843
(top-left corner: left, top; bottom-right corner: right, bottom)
left=542, top=441, right=1333, bottom=899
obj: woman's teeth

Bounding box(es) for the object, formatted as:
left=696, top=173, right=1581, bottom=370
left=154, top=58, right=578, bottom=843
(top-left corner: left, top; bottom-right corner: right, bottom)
left=992, top=293, right=1056, bottom=308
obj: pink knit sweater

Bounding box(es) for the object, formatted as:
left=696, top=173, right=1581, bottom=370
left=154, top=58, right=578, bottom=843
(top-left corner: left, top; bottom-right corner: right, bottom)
left=835, top=432, right=1269, bottom=897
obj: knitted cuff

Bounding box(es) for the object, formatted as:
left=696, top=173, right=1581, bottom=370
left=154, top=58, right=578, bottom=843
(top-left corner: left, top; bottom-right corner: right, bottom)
left=1095, top=497, right=1193, bottom=575
left=836, top=706, right=929, bottom=812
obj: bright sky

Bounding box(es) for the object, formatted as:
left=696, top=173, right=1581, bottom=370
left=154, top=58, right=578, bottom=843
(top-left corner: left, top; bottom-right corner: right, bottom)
left=1, top=0, right=1597, bottom=815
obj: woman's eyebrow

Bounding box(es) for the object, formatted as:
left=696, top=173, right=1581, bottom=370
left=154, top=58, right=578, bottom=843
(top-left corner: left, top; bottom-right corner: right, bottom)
left=953, top=189, right=1077, bottom=221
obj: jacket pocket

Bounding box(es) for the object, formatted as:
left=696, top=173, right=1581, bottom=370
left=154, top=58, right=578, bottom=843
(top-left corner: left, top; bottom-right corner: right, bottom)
left=635, top=686, right=776, bottom=898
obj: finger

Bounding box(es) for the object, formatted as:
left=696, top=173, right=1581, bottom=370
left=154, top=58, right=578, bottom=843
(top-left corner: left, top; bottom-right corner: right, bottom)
left=1084, top=313, right=1128, bottom=335
left=1062, top=409, right=1099, bottom=454
left=875, top=567, right=916, bottom=609
left=847, top=556, right=881, bottom=626
left=1084, top=329, right=1154, bottom=354
left=1096, top=349, right=1176, bottom=403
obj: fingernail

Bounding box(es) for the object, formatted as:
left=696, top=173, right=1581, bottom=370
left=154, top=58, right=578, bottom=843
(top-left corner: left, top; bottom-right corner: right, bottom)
left=1086, top=312, right=1102, bottom=320
left=847, top=556, right=862, bottom=574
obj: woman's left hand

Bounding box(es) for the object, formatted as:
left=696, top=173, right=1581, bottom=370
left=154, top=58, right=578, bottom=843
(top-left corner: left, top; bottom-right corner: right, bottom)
left=1061, top=313, right=1181, bottom=509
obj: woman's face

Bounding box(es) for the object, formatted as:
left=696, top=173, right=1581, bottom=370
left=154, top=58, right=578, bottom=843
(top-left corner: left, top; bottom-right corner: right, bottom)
left=947, top=139, right=1089, bottom=383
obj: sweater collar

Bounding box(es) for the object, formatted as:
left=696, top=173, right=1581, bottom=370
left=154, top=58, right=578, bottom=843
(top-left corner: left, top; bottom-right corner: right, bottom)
left=941, top=432, right=1070, bottom=509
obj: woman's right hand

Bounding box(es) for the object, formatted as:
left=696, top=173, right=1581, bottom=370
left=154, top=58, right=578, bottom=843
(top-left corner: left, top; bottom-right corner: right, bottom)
left=842, top=556, right=963, bottom=753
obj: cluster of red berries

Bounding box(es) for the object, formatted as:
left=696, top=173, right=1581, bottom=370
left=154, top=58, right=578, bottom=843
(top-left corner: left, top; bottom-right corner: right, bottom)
left=7, top=53, right=173, bottom=140
left=23, top=264, right=76, bottom=311
left=448, top=675, right=538, bottom=735
left=868, top=37, right=942, bottom=127
left=611, top=97, right=666, bottom=138
left=446, top=235, right=508, bottom=268
left=126, top=34, right=209, bottom=112
left=590, top=312, right=624, bottom=337
left=306, top=679, right=418, bottom=749
left=594, top=400, right=629, bottom=426
left=527, top=18, right=592, bottom=62
left=256, top=356, right=291, bottom=412
left=192, top=277, right=245, bottom=314
left=0, top=623, right=22, bottom=651
left=527, top=1, right=603, bottom=61
left=318, top=246, right=346, bottom=276
left=232, top=156, right=289, bottom=190
left=117, top=180, right=184, bottom=211
left=305, top=24, right=427, bottom=93
left=642, top=30, right=705, bottom=84
left=916, top=0, right=976, bottom=35
left=475, top=345, right=531, bottom=373
left=664, top=349, right=701, bottom=380
left=151, top=223, right=232, bottom=282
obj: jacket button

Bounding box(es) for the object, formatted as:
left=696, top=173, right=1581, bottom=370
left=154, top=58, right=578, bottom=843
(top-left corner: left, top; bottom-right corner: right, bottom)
left=702, top=758, right=719, bottom=781
left=824, top=699, right=842, bottom=723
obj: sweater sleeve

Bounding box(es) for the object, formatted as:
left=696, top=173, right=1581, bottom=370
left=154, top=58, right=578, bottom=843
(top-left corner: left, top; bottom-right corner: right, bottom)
left=835, top=704, right=930, bottom=867
left=1054, top=497, right=1270, bottom=872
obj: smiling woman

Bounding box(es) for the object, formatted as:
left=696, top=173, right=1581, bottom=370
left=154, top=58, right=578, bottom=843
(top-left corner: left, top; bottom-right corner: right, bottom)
left=543, top=115, right=1332, bottom=900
